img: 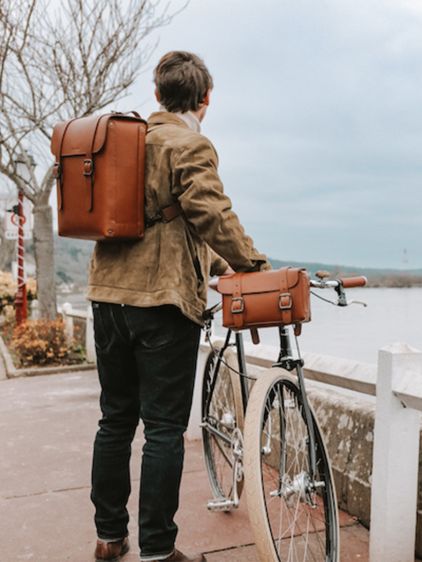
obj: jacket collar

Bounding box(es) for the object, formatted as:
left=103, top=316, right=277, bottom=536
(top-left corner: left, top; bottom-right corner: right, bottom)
left=175, top=111, right=201, bottom=133
left=147, top=111, right=190, bottom=129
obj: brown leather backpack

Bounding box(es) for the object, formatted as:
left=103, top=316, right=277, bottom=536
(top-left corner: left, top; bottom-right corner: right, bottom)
left=51, top=111, right=180, bottom=241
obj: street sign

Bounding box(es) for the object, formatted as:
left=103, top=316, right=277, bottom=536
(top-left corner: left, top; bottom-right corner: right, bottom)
left=4, top=198, right=32, bottom=240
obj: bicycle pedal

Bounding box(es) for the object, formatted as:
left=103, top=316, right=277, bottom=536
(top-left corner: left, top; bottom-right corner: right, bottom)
left=207, top=497, right=237, bottom=511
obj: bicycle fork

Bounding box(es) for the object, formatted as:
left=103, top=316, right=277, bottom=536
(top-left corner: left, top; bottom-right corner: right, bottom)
left=270, top=327, right=325, bottom=506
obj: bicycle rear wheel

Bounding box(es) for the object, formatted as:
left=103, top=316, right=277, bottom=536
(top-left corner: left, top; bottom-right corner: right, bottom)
left=202, top=346, right=244, bottom=506
left=244, top=368, right=339, bottom=561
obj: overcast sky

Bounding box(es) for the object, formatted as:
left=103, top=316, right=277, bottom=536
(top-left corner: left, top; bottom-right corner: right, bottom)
left=114, top=0, right=422, bottom=269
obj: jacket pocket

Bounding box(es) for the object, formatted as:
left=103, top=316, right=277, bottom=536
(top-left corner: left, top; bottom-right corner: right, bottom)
left=92, top=302, right=113, bottom=353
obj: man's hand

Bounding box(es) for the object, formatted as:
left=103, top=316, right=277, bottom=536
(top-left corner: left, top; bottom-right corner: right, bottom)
left=208, top=266, right=234, bottom=292
left=222, top=266, right=234, bottom=275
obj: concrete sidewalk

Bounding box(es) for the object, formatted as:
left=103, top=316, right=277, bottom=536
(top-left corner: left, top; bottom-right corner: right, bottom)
left=0, top=369, right=384, bottom=561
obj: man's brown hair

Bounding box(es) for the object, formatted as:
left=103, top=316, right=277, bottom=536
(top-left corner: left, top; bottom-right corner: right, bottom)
left=154, top=51, right=213, bottom=113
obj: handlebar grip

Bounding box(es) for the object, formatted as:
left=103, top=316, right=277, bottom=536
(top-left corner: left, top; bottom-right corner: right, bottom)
left=339, top=276, right=367, bottom=288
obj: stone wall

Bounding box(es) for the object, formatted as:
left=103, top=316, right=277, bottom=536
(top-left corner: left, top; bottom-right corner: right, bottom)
left=308, top=387, right=375, bottom=527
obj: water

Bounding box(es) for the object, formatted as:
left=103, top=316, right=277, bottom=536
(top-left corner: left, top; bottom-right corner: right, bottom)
left=211, top=288, right=422, bottom=365
left=59, top=288, right=422, bottom=365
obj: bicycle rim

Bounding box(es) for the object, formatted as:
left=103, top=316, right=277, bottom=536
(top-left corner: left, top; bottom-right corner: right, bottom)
left=202, top=347, right=244, bottom=501
left=244, top=368, right=339, bottom=562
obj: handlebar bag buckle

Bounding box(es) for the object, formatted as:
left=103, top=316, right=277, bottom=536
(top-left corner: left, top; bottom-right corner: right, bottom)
left=231, top=297, right=244, bottom=314
left=279, top=293, right=292, bottom=310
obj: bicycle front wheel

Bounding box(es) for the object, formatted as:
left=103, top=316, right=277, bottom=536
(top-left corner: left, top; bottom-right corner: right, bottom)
left=244, top=368, right=339, bottom=562
left=202, top=346, right=244, bottom=504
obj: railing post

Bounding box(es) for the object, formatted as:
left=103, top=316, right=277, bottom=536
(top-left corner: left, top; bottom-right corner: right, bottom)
left=370, top=343, right=422, bottom=562
left=30, top=299, right=39, bottom=320
left=61, top=302, right=74, bottom=345
left=186, top=335, right=207, bottom=441
left=85, top=304, right=96, bottom=364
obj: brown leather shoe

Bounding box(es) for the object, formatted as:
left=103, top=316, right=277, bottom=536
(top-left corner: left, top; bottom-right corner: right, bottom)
left=148, top=549, right=205, bottom=562
left=94, top=537, right=130, bottom=561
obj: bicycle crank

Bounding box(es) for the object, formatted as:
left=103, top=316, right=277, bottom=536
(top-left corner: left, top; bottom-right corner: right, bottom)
left=207, top=497, right=239, bottom=511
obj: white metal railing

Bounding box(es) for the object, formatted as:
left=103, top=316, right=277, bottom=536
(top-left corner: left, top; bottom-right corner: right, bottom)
left=369, top=343, right=422, bottom=562
left=59, top=302, right=96, bottom=363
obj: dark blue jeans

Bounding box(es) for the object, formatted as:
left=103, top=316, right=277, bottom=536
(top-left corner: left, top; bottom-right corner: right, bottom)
left=90, top=302, right=201, bottom=559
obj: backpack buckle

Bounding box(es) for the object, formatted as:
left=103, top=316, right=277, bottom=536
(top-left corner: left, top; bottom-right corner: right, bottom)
left=83, top=159, right=94, bottom=176
left=53, top=162, right=61, bottom=179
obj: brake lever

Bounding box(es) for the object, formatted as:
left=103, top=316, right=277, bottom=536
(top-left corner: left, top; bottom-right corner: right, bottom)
left=348, top=300, right=368, bottom=307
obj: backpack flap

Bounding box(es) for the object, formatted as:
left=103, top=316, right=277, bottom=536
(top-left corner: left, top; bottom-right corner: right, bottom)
left=51, top=113, right=146, bottom=214
left=51, top=114, right=105, bottom=212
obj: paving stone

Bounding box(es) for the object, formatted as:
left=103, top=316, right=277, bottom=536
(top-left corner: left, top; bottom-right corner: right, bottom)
left=205, top=544, right=258, bottom=561
left=0, top=369, right=408, bottom=562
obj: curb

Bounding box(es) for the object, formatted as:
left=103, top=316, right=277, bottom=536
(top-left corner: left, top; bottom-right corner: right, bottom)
left=0, top=335, right=96, bottom=379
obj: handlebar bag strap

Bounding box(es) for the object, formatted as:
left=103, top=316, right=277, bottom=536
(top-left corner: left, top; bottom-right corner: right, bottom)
left=279, top=266, right=293, bottom=326
left=231, top=273, right=245, bottom=329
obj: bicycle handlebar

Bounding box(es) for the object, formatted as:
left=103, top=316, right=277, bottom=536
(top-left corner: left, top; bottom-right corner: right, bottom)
left=205, top=272, right=367, bottom=320
left=210, top=274, right=367, bottom=292
left=339, top=276, right=367, bottom=288
left=310, top=275, right=367, bottom=289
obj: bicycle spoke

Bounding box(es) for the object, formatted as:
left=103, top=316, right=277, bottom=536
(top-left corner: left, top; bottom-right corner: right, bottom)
left=209, top=431, right=233, bottom=465
left=202, top=348, right=244, bottom=504
left=251, top=376, right=338, bottom=561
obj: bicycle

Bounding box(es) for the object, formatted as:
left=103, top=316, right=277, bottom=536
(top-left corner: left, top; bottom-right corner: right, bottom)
left=200, top=271, right=367, bottom=562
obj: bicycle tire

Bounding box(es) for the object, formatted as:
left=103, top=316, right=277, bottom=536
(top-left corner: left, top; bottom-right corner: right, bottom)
left=202, top=345, right=245, bottom=503
left=244, top=368, right=339, bottom=562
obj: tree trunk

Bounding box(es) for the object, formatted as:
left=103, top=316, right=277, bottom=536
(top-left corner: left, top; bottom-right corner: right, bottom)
left=0, top=223, right=16, bottom=271
left=33, top=202, right=57, bottom=319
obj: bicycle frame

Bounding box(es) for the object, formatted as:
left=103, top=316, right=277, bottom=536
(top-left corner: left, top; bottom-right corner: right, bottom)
left=203, top=271, right=366, bottom=560
left=274, top=325, right=318, bottom=481
left=204, top=323, right=319, bottom=483
left=203, top=328, right=249, bottom=417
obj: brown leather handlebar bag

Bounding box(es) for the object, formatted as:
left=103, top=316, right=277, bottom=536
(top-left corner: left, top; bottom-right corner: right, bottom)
left=217, top=267, right=311, bottom=336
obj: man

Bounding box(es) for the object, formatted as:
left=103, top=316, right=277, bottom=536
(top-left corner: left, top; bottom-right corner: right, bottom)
left=88, top=51, right=270, bottom=562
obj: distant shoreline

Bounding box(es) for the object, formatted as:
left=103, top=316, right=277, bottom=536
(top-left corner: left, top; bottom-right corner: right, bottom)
left=46, top=237, right=422, bottom=289
left=366, top=278, right=422, bottom=288
left=269, top=258, right=422, bottom=288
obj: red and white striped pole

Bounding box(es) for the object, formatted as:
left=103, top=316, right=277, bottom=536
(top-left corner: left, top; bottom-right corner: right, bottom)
left=15, top=189, right=27, bottom=325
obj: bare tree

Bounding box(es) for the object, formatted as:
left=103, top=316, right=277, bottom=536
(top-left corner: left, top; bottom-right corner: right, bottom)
left=0, top=179, right=17, bottom=270
left=0, top=0, right=181, bottom=318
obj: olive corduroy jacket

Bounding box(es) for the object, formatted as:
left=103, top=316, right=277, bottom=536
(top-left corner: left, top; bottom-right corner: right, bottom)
left=87, top=111, right=270, bottom=324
